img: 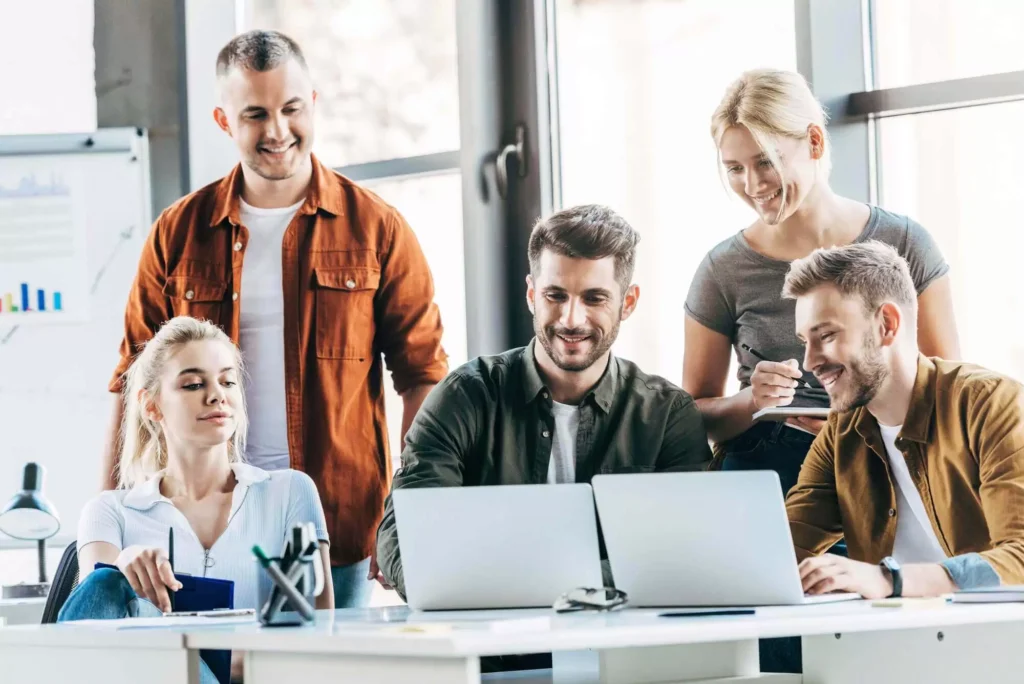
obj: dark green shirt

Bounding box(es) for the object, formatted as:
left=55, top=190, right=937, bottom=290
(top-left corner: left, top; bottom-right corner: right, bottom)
left=376, top=341, right=713, bottom=596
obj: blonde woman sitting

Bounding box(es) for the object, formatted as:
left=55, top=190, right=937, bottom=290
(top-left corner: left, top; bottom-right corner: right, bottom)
left=58, top=317, right=334, bottom=683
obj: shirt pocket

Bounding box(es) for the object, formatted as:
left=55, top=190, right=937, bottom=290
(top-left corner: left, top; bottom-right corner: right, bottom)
left=313, top=266, right=381, bottom=360
left=163, top=273, right=227, bottom=323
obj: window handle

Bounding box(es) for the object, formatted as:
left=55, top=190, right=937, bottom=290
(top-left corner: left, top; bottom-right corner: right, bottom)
left=495, top=124, right=528, bottom=199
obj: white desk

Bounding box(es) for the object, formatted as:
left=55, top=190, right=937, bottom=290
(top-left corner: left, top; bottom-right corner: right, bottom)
left=6, top=601, right=1024, bottom=684
left=184, top=601, right=1024, bottom=684
left=0, top=596, right=46, bottom=626
left=0, top=624, right=202, bottom=684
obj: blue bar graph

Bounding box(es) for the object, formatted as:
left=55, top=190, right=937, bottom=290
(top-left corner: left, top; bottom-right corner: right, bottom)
left=0, top=283, right=65, bottom=315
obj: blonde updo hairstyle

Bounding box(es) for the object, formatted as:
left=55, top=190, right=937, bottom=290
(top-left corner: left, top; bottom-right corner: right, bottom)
left=711, top=69, right=832, bottom=215
left=117, top=316, right=248, bottom=489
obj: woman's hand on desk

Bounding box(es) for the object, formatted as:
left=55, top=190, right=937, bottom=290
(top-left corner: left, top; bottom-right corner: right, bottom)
left=115, top=545, right=183, bottom=613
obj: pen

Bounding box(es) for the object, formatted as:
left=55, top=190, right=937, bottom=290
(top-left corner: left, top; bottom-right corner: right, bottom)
left=659, top=609, right=755, bottom=618
left=168, top=527, right=176, bottom=612
left=741, top=344, right=813, bottom=389
left=253, top=545, right=315, bottom=621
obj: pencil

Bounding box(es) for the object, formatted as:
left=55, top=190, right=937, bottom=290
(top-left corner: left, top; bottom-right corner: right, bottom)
left=741, top=344, right=813, bottom=389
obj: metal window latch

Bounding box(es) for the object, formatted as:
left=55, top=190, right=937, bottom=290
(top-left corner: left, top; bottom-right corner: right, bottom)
left=495, top=124, right=528, bottom=199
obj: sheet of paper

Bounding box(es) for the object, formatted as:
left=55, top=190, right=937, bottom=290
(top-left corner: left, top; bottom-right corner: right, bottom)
left=62, top=615, right=257, bottom=629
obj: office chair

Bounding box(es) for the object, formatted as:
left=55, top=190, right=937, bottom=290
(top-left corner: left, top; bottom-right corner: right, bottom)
left=39, top=541, right=78, bottom=624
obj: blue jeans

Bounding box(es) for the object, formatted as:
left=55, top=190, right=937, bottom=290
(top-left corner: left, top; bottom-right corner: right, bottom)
left=59, top=568, right=220, bottom=684
left=720, top=421, right=816, bottom=495
left=720, top=421, right=846, bottom=674
left=331, top=557, right=374, bottom=608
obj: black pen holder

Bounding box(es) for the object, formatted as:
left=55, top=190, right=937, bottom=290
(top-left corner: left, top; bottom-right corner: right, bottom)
left=256, top=556, right=316, bottom=627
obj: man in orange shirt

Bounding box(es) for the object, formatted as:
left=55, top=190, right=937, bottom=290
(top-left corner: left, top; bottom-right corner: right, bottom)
left=100, top=30, right=447, bottom=607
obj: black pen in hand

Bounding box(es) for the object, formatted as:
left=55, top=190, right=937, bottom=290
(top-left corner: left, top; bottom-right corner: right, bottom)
left=168, top=527, right=176, bottom=613
left=741, top=344, right=813, bottom=389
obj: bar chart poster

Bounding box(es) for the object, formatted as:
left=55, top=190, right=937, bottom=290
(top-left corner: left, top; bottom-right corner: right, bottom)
left=0, top=160, right=90, bottom=324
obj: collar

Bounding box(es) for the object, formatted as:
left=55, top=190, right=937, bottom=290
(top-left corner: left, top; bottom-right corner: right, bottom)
left=520, top=339, right=617, bottom=413
left=122, top=462, right=270, bottom=512
left=852, top=353, right=936, bottom=446
left=208, top=153, right=345, bottom=228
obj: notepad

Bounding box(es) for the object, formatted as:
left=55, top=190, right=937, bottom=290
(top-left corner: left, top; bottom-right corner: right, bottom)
left=752, top=407, right=831, bottom=422
left=952, top=586, right=1024, bottom=603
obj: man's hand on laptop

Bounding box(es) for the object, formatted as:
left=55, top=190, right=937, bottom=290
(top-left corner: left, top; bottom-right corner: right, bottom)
left=799, top=554, right=891, bottom=600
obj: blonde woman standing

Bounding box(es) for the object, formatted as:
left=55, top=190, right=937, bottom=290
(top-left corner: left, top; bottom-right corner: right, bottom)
left=683, top=69, right=960, bottom=496
left=60, top=317, right=333, bottom=684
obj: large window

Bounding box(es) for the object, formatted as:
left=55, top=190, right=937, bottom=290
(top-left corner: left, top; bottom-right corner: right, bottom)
left=244, top=0, right=460, bottom=167
left=862, top=0, right=1024, bottom=379
left=878, top=104, right=1024, bottom=379
left=243, top=0, right=466, bottom=608
left=243, top=0, right=468, bottom=458
left=555, top=0, right=796, bottom=387
left=0, top=1, right=96, bottom=135
left=873, top=0, right=1024, bottom=89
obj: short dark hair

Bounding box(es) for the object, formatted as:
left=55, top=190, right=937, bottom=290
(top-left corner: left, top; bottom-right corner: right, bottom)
left=782, top=240, right=917, bottom=316
left=216, top=30, right=308, bottom=78
left=528, top=204, right=640, bottom=290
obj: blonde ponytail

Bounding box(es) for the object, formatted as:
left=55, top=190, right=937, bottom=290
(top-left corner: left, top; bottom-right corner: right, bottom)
left=117, top=316, right=247, bottom=489
left=711, top=69, right=832, bottom=213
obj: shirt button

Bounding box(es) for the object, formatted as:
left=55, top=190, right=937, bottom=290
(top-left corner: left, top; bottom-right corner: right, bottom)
left=185, top=290, right=194, bottom=300
left=888, top=508, right=896, bottom=517
left=234, top=241, right=243, bottom=251
left=345, top=278, right=357, bottom=289
left=542, top=430, right=551, bottom=438
left=232, top=292, right=238, bottom=301
left=542, top=391, right=549, bottom=400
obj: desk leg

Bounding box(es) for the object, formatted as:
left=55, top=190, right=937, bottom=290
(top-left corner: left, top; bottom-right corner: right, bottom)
left=803, top=621, right=1024, bottom=683
left=552, top=642, right=801, bottom=683
left=0, top=643, right=199, bottom=684
left=244, top=651, right=481, bottom=684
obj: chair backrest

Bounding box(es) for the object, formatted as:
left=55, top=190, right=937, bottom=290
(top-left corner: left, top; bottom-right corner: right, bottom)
left=40, top=541, right=79, bottom=624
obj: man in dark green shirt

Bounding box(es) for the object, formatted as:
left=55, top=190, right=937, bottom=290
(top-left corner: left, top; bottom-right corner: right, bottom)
left=375, top=204, right=713, bottom=597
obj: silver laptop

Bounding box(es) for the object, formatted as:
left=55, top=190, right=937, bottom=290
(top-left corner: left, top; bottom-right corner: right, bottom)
left=592, top=471, right=859, bottom=607
left=393, top=484, right=603, bottom=610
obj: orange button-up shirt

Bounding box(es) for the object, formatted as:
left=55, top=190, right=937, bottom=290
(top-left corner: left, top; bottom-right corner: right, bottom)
left=111, top=156, right=448, bottom=565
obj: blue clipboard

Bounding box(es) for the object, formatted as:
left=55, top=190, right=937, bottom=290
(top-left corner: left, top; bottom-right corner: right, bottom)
left=94, top=563, right=234, bottom=684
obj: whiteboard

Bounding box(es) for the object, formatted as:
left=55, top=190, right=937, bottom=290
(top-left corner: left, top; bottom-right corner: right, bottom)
left=0, top=128, right=151, bottom=549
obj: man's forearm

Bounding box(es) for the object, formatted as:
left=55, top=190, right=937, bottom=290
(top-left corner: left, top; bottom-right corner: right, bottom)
left=902, top=563, right=958, bottom=598
left=400, top=384, right=436, bottom=447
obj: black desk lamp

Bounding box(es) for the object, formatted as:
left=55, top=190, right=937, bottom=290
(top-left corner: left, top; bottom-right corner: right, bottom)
left=0, top=463, right=60, bottom=598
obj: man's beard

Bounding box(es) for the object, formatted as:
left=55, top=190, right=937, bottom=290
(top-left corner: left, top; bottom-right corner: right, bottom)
left=535, top=314, right=620, bottom=373
left=826, top=332, right=888, bottom=412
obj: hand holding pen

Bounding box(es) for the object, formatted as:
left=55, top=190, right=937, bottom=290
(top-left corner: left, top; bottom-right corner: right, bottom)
left=742, top=344, right=812, bottom=411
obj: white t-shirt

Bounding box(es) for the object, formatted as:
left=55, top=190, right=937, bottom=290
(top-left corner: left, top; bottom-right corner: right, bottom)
left=547, top=401, right=580, bottom=484
left=77, top=463, right=329, bottom=610
left=238, top=198, right=304, bottom=471
left=878, top=423, right=948, bottom=564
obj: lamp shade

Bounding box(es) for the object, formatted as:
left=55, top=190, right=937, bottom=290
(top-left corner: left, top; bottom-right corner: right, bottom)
left=0, top=463, right=59, bottom=541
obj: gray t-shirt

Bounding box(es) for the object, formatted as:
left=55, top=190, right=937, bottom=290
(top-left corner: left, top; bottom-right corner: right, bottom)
left=684, top=205, right=949, bottom=408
